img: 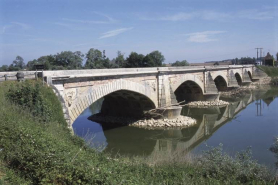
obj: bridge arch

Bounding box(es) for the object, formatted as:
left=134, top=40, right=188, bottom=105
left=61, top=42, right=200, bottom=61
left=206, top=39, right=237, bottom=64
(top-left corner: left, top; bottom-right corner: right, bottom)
left=174, top=80, right=204, bottom=103
left=65, top=79, right=157, bottom=124
left=235, top=73, right=242, bottom=85
left=214, top=75, right=228, bottom=91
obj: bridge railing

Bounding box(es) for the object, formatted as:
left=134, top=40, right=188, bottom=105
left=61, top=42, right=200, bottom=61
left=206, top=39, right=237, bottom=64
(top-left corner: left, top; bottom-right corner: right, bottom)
left=43, top=65, right=254, bottom=78
left=0, top=71, right=40, bottom=82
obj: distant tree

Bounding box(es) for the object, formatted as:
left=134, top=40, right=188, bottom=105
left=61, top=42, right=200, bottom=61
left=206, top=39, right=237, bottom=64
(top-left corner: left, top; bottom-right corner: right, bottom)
left=125, top=52, right=145, bottom=68
left=214, top=62, right=219, bottom=66
left=55, top=51, right=84, bottom=69
left=114, top=51, right=126, bottom=67
left=0, top=65, right=8, bottom=72
left=27, top=59, right=39, bottom=70
left=85, top=48, right=110, bottom=69
left=8, top=56, right=25, bottom=71
left=171, top=60, right=189, bottom=66
left=276, top=52, right=278, bottom=61
left=143, top=51, right=165, bottom=67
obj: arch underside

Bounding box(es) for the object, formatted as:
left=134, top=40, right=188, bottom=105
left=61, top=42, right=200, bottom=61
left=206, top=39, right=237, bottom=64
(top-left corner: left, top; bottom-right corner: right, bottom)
left=101, top=90, right=156, bottom=117
left=214, top=76, right=228, bottom=91
left=235, top=73, right=242, bottom=85
left=174, top=80, right=204, bottom=103
left=67, top=79, right=157, bottom=124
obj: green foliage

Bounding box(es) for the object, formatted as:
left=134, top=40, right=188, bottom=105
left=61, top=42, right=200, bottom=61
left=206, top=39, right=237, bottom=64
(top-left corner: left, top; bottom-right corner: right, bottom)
left=143, top=50, right=165, bottom=67
left=171, top=60, right=189, bottom=66
left=125, top=52, right=145, bottom=67
left=257, top=65, right=278, bottom=78
left=198, top=144, right=273, bottom=183
left=85, top=48, right=110, bottom=69
left=5, top=80, right=66, bottom=125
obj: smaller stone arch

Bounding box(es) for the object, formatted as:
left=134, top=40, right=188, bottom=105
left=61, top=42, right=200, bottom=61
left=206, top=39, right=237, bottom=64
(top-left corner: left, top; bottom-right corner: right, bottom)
left=171, top=74, right=204, bottom=93
left=214, top=75, right=228, bottom=91
left=174, top=80, right=204, bottom=103
left=235, top=73, right=242, bottom=85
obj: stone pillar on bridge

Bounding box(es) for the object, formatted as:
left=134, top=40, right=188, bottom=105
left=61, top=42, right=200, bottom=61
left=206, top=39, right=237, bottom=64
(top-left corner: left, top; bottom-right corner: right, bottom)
left=205, top=72, right=218, bottom=93
left=228, top=70, right=239, bottom=87
left=158, top=74, right=172, bottom=107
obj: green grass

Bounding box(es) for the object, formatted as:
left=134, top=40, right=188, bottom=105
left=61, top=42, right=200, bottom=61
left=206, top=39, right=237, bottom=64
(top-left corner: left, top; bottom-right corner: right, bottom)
left=0, top=80, right=275, bottom=184
left=257, top=65, right=278, bottom=78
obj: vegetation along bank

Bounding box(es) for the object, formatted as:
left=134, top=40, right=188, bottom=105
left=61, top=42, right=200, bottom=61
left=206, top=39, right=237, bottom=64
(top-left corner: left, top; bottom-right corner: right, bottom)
left=0, top=80, right=276, bottom=184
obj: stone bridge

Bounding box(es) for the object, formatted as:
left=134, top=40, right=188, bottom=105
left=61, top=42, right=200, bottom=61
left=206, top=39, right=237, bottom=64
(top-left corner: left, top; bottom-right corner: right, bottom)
left=41, top=65, right=266, bottom=126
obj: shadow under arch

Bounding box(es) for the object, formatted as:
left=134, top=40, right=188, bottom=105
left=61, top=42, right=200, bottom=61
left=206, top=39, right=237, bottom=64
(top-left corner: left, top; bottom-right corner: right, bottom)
left=101, top=90, right=156, bottom=117
left=235, top=73, right=242, bottom=86
left=248, top=71, right=252, bottom=81
left=67, top=79, right=157, bottom=124
left=214, top=75, right=228, bottom=91
left=174, top=80, right=204, bottom=103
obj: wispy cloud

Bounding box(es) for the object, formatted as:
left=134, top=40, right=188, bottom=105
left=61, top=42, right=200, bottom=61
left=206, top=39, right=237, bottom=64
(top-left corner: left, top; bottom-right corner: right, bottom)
left=62, top=12, right=117, bottom=24
left=11, top=22, right=31, bottom=30
left=99, top=27, right=133, bottom=39
left=2, top=22, right=31, bottom=33
left=62, top=18, right=109, bottom=24
left=30, top=38, right=67, bottom=45
left=237, top=9, right=274, bottom=20
left=184, top=31, right=226, bottom=43
left=53, top=22, right=85, bottom=30
left=140, top=8, right=274, bottom=22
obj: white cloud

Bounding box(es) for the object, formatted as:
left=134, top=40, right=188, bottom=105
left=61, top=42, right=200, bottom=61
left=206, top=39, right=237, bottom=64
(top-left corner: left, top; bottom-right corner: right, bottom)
left=62, top=12, right=117, bottom=24
left=237, top=9, right=274, bottom=20
left=99, top=27, right=133, bottom=39
left=160, top=12, right=196, bottom=21
left=140, top=8, right=274, bottom=22
left=184, top=31, right=226, bottom=43
left=11, top=22, right=31, bottom=30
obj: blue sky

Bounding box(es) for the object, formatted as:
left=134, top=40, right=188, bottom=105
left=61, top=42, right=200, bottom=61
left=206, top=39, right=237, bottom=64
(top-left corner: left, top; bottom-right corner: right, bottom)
left=0, top=0, right=277, bottom=66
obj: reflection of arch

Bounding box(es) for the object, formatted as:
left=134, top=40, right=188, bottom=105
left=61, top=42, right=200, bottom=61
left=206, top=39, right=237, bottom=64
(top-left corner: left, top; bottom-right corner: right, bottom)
left=235, top=73, right=242, bottom=85
left=67, top=79, right=157, bottom=124
left=174, top=80, right=204, bottom=103
left=214, top=75, right=228, bottom=91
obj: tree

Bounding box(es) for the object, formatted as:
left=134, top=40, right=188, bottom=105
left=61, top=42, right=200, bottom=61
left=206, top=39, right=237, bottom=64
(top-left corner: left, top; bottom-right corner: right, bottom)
left=27, top=59, right=39, bottom=70
left=125, top=52, right=145, bottom=68
left=145, top=50, right=165, bottom=67
left=171, top=60, right=189, bottom=66
left=9, top=56, right=25, bottom=71
left=276, top=52, right=278, bottom=61
left=114, top=51, right=126, bottom=68
left=85, top=48, right=110, bottom=69
left=0, top=65, right=8, bottom=72
left=55, top=51, right=84, bottom=69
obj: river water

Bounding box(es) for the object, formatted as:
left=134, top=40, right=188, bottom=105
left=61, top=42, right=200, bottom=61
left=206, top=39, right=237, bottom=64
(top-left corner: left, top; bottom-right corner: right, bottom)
left=73, top=86, right=278, bottom=169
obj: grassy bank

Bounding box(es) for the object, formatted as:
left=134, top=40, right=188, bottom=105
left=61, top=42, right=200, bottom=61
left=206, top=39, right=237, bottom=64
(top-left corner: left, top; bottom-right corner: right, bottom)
left=0, top=80, right=275, bottom=184
left=257, top=66, right=278, bottom=78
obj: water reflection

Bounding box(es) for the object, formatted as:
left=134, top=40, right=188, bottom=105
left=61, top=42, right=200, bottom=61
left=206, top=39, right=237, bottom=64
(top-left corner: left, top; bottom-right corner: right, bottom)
left=73, top=86, right=278, bottom=167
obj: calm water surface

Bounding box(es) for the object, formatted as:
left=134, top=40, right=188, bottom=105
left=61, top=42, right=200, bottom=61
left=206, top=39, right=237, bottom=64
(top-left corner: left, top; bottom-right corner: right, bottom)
left=73, top=87, right=278, bottom=168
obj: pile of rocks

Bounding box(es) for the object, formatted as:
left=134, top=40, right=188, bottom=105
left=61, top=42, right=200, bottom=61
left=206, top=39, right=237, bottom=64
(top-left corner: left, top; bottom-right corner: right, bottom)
left=221, top=87, right=252, bottom=98
left=89, top=114, right=197, bottom=129
left=132, top=116, right=196, bottom=129
left=185, top=100, right=229, bottom=107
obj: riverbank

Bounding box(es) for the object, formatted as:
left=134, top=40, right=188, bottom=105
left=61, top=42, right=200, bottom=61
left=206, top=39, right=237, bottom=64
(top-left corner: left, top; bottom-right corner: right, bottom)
left=0, top=80, right=275, bottom=184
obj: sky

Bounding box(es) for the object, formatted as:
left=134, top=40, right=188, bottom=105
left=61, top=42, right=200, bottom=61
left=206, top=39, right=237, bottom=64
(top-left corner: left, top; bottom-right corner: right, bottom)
left=0, top=0, right=277, bottom=66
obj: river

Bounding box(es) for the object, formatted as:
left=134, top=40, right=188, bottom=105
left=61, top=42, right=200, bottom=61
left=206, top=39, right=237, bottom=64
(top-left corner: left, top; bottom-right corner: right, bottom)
left=73, top=86, right=278, bottom=169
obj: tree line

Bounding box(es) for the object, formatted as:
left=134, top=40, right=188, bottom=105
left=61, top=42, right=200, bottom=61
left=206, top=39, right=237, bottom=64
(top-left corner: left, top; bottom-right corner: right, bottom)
left=0, top=48, right=189, bottom=71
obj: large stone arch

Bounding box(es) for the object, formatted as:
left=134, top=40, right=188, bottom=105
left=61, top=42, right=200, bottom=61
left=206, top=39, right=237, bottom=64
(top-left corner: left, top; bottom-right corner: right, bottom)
left=65, top=79, right=157, bottom=124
